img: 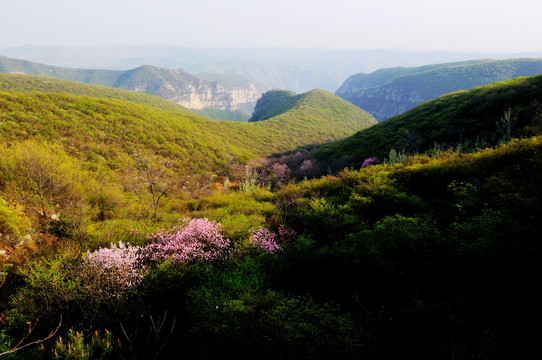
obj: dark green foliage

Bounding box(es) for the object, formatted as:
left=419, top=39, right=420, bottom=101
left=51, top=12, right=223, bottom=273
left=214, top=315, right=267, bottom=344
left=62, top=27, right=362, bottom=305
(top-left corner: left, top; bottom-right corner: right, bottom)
left=188, top=289, right=361, bottom=360
left=249, top=89, right=297, bottom=122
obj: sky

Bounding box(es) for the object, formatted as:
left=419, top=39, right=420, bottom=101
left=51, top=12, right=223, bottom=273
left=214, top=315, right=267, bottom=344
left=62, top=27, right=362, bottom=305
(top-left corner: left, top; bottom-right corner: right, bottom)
left=1, top=0, right=542, bottom=53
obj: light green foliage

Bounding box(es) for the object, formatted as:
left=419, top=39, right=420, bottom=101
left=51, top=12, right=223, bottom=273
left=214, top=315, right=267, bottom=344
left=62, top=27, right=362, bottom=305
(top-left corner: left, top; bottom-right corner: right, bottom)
left=0, top=198, right=30, bottom=243
left=185, top=191, right=277, bottom=242
left=240, top=168, right=259, bottom=193
left=385, top=148, right=407, bottom=165
left=1, top=140, right=82, bottom=217
left=193, top=108, right=250, bottom=121
left=20, top=244, right=81, bottom=310
left=0, top=87, right=372, bottom=189
left=0, top=73, right=193, bottom=114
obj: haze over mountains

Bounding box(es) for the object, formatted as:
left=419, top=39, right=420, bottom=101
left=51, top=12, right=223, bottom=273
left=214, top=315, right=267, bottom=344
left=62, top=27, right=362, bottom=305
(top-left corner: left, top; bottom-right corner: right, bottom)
left=3, top=46, right=542, bottom=93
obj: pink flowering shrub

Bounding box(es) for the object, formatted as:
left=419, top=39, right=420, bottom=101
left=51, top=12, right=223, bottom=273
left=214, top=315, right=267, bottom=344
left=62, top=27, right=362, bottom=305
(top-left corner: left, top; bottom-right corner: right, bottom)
left=361, top=157, right=379, bottom=168
left=81, top=241, right=145, bottom=300
left=260, top=150, right=320, bottom=185
left=250, top=227, right=282, bottom=254
left=144, top=218, right=230, bottom=263
left=299, top=159, right=314, bottom=174
left=270, top=163, right=291, bottom=183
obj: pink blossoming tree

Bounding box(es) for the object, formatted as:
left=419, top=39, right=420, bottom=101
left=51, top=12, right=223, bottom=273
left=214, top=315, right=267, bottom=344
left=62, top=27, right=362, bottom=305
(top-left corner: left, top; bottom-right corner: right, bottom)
left=249, top=227, right=282, bottom=254
left=144, top=218, right=230, bottom=263
left=81, top=241, right=146, bottom=300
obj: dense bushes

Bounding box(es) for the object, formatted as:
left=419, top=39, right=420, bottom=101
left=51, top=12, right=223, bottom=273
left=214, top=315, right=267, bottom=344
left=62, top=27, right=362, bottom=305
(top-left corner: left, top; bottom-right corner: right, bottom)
left=2, top=135, right=542, bottom=359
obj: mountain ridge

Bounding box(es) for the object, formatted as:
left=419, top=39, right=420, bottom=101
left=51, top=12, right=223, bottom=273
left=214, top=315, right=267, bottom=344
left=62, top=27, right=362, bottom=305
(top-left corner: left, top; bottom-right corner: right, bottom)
left=318, top=74, right=542, bottom=168
left=336, top=58, right=542, bottom=121
left=0, top=55, right=267, bottom=118
left=0, top=76, right=376, bottom=181
left=0, top=72, right=196, bottom=114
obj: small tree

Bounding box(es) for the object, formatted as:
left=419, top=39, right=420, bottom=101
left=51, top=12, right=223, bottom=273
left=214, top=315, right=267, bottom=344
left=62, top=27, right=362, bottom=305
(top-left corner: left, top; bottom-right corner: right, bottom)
left=131, top=156, right=172, bottom=222
left=81, top=241, right=146, bottom=303
left=496, top=108, right=517, bottom=141
left=2, top=140, right=76, bottom=217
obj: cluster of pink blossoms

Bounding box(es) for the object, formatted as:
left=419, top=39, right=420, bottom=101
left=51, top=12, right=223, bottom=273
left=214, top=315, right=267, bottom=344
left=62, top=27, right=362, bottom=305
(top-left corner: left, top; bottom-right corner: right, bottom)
left=82, top=241, right=146, bottom=298
left=250, top=225, right=297, bottom=253
left=80, top=219, right=294, bottom=299
left=361, top=157, right=379, bottom=168
left=250, top=228, right=282, bottom=253
left=144, top=218, right=231, bottom=263
left=270, top=163, right=291, bottom=182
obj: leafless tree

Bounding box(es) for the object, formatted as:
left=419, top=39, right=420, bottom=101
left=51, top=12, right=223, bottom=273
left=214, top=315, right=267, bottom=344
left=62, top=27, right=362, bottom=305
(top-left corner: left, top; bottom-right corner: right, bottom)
left=120, top=311, right=176, bottom=360
left=131, top=156, right=172, bottom=222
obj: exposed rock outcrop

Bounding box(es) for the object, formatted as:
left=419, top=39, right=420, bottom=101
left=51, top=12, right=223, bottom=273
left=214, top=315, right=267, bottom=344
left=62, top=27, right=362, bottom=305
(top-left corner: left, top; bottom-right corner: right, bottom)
left=113, top=66, right=266, bottom=113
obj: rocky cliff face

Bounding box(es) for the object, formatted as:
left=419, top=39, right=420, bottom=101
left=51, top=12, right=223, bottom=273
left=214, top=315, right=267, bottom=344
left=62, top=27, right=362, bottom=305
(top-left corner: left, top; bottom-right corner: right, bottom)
left=338, top=85, right=426, bottom=122
left=336, top=58, right=542, bottom=122
left=115, top=66, right=266, bottom=114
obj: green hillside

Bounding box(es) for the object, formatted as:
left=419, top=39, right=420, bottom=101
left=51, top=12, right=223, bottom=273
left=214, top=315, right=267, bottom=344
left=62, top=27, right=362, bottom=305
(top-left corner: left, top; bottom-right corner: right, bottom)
left=337, top=58, right=542, bottom=121
left=249, top=89, right=376, bottom=131
left=1, top=72, right=542, bottom=359
left=249, top=89, right=298, bottom=122
left=337, top=59, right=491, bottom=91
left=0, top=72, right=195, bottom=114
left=0, top=85, right=374, bottom=183
left=0, top=55, right=121, bottom=86
left=0, top=56, right=265, bottom=117
left=317, top=74, right=542, bottom=168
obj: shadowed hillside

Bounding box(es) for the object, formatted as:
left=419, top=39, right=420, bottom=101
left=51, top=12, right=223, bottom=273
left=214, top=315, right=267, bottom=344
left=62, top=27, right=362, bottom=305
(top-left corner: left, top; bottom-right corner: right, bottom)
left=319, top=74, right=542, bottom=168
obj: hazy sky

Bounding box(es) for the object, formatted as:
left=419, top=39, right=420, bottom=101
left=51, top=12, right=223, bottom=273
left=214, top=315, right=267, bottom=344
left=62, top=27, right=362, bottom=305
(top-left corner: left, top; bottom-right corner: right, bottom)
left=1, top=0, right=541, bottom=53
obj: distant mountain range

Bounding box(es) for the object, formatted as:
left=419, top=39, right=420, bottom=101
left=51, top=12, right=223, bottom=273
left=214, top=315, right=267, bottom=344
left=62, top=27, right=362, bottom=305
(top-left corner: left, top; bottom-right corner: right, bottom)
left=336, top=58, right=542, bottom=121
left=0, top=55, right=268, bottom=119
left=3, top=46, right=542, bottom=93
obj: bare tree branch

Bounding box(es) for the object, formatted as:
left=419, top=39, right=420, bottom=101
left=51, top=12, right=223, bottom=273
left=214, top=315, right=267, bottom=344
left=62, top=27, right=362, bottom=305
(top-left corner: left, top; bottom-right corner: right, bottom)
left=0, top=317, right=62, bottom=357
